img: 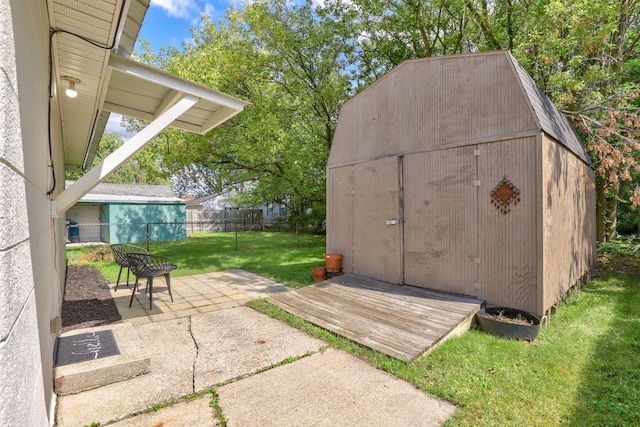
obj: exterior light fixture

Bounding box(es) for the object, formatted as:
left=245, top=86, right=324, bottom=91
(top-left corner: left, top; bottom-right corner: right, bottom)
left=62, top=76, right=80, bottom=98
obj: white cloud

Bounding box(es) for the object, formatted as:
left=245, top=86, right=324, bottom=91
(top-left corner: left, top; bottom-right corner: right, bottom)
left=105, top=113, right=134, bottom=139
left=150, top=0, right=199, bottom=19
left=203, top=3, right=217, bottom=18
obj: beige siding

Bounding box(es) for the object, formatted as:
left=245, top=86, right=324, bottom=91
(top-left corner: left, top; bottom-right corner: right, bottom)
left=353, top=157, right=402, bottom=284
left=328, top=51, right=538, bottom=167
left=403, top=147, right=478, bottom=296
left=477, top=138, right=539, bottom=313
left=327, top=51, right=596, bottom=317
left=326, top=166, right=355, bottom=273
left=541, top=136, right=596, bottom=314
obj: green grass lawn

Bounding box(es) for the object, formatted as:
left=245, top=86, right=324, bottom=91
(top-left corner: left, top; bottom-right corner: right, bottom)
left=67, top=233, right=640, bottom=425
left=66, top=231, right=327, bottom=289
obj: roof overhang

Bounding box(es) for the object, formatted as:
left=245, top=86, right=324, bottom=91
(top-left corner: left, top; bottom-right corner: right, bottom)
left=49, top=0, right=249, bottom=217
left=103, top=54, right=248, bottom=134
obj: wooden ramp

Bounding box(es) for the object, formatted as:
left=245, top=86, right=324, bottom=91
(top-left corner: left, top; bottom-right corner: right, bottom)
left=270, top=274, right=484, bottom=362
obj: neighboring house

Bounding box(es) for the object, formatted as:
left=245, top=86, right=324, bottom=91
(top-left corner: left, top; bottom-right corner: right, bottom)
left=65, top=182, right=186, bottom=244
left=186, top=192, right=288, bottom=225
left=327, top=51, right=596, bottom=319
left=0, top=2, right=247, bottom=425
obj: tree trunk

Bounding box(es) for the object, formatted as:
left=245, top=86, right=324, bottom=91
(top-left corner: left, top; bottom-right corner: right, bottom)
left=606, top=180, right=621, bottom=242
left=596, top=177, right=607, bottom=242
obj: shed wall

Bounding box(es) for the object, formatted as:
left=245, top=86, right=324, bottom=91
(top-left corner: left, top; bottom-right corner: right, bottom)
left=477, top=137, right=539, bottom=313
left=541, top=136, right=596, bottom=313
left=326, top=166, right=354, bottom=273
left=107, top=203, right=186, bottom=244
left=328, top=52, right=538, bottom=167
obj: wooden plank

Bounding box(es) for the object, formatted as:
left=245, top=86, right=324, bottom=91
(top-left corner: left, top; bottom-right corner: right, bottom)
left=272, top=293, right=419, bottom=361
left=308, top=283, right=471, bottom=333
left=271, top=276, right=483, bottom=362
left=320, top=281, right=476, bottom=317
left=293, top=286, right=449, bottom=341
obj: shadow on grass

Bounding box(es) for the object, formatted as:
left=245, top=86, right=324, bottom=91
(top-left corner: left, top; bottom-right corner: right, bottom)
left=568, top=264, right=640, bottom=425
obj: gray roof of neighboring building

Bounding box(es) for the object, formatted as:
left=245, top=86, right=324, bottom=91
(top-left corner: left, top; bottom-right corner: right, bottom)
left=67, top=181, right=184, bottom=204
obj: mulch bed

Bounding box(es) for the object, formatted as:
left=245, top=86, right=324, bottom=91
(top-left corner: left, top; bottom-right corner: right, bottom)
left=61, top=265, right=122, bottom=333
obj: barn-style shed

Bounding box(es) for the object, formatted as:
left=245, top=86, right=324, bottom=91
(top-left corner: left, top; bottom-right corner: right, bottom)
left=326, top=51, right=596, bottom=318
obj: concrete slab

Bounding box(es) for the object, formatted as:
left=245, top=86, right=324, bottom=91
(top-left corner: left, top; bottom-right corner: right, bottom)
left=108, top=395, right=219, bottom=427
left=55, top=317, right=196, bottom=427
left=191, top=306, right=326, bottom=391
left=218, top=348, right=455, bottom=427
left=54, top=323, right=150, bottom=395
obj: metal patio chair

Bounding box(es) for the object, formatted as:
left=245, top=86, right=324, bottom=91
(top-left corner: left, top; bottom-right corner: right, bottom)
left=110, top=244, right=149, bottom=291
left=126, top=252, right=177, bottom=309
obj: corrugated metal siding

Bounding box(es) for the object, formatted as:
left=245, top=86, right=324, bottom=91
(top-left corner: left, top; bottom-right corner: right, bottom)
left=477, top=138, right=539, bottom=313
left=541, top=136, right=596, bottom=313
left=403, top=147, right=478, bottom=296
left=326, top=166, right=355, bottom=273
left=353, top=157, right=402, bottom=284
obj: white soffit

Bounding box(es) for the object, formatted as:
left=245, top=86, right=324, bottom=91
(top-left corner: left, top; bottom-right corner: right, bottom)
left=103, top=54, right=249, bottom=134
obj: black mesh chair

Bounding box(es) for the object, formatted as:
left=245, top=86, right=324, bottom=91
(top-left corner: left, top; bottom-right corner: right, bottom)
left=126, top=252, right=177, bottom=309
left=110, top=244, right=149, bottom=291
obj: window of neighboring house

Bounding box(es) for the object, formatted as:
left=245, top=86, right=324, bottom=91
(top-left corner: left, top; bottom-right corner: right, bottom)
left=280, top=205, right=287, bottom=216
left=267, top=203, right=274, bottom=215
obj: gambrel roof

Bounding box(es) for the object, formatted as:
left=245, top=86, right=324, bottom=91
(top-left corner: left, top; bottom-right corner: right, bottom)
left=328, top=50, right=592, bottom=168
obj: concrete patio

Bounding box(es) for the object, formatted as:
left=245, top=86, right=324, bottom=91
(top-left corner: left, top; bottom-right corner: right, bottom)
left=54, top=271, right=456, bottom=426
left=110, top=269, right=290, bottom=324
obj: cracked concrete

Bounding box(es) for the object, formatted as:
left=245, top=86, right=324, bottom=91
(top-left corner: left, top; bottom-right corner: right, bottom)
left=55, top=308, right=325, bottom=427
left=55, top=270, right=456, bottom=427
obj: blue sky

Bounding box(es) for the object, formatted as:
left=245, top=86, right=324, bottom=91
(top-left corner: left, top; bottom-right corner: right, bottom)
left=137, top=0, right=237, bottom=52
left=108, top=0, right=325, bottom=134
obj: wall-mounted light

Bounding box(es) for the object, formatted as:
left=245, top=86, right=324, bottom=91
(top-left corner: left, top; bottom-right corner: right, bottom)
left=62, top=76, right=81, bottom=98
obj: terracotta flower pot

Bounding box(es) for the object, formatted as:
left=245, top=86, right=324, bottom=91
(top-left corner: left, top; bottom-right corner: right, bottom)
left=325, top=254, right=343, bottom=273
left=311, top=266, right=327, bottom=282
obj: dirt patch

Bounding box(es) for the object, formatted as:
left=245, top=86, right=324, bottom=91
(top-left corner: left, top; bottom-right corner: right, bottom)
left=61, top=265, right=122, bottom=333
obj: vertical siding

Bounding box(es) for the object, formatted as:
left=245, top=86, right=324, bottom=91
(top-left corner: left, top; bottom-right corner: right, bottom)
left=328, top=52, right=538, bottom=167
left=403, top=147, right=478, bottom=296
left=353, top=157, right=402, bottom=284
left=541, top=137, right=596, bottom=313
left=326, top=166, right=355, bottom=273
left=478, top=138, right=538, bottom=313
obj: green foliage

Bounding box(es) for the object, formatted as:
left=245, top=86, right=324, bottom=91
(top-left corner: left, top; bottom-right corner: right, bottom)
left=141, top=0, right=352, bottom=212
left=65, top=131, right=170, bottom=186
left=598, top=235, right=640, bottom=258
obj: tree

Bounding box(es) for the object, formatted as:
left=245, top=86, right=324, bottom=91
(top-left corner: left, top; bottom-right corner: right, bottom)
left=65, top=130, right=171, bottom=186
left=149, top=0, right=352, bottom=213
left=326, top=0, right=640, bottom=241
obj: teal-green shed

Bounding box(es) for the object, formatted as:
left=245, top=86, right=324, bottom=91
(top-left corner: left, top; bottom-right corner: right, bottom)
left=65, top=182, right=186, bottom=244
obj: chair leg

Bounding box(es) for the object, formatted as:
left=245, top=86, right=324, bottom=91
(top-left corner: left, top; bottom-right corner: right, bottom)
left=129, top=278, right=139, bottom=307
left=148, top=277, right=154, bottom=310
left=165, top=274, right=173, bottom=302
left=125, top=268, right=131, bottom=288
left=115, top=266, right=124, bottom=291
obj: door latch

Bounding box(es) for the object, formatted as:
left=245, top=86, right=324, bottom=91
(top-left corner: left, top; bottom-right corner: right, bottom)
left=386, top=219, right=399, bottom=225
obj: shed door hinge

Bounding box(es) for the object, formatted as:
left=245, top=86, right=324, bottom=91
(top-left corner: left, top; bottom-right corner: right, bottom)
left=474, top=149, right=480, bottom=156
left=474, top=180, right=481, bottom=187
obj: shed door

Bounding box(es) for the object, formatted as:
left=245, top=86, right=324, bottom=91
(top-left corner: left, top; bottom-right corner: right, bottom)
left=403, top=147, right=478, bottom=296
left=353, top=157, right=403, bottom=284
